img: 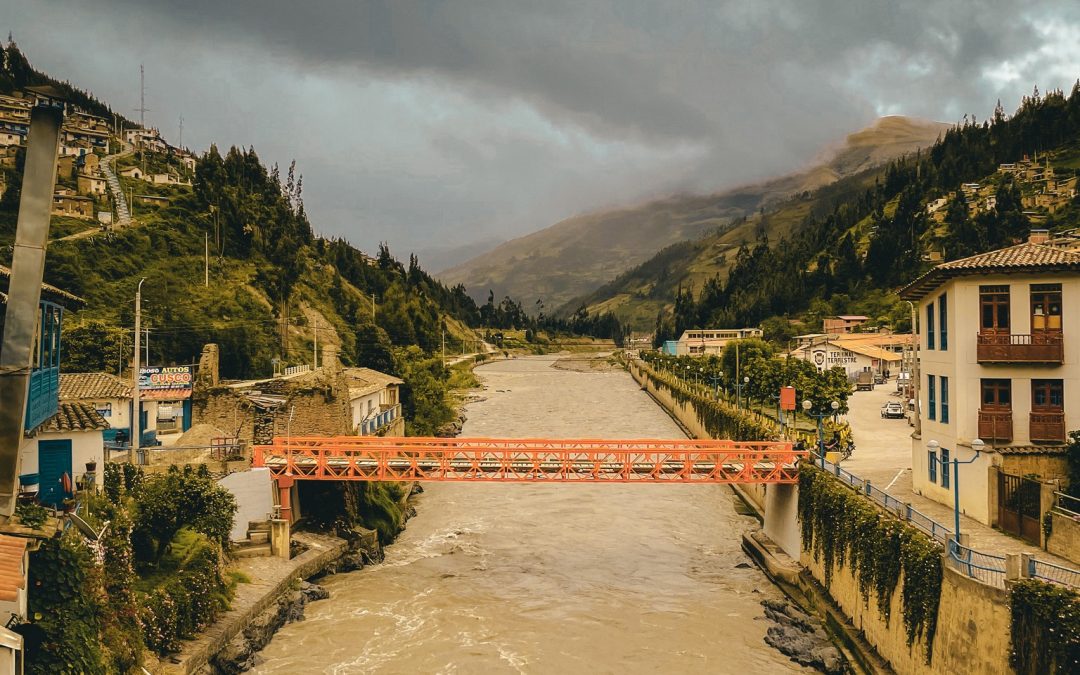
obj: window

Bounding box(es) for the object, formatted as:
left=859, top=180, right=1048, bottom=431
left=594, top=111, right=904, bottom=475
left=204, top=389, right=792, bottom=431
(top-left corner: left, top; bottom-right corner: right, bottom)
left=1031, top=284, right=1062, bottom=333
left=940, top=376, right=949, bottom=423
left=928, top=450, right=938, bottom=483
left=941, top=448, right=950, bottom=489
left=939, top=292, right=948, bottom=350
left=1032, top=379, right=1064, bottom=411
left=926, top=302, right=935, bottom=350
left=927, top=375, right=936, bottom=421
left=980, top=285, right=1011, bottom=333
left=981, top=378, right=1012, bottom=409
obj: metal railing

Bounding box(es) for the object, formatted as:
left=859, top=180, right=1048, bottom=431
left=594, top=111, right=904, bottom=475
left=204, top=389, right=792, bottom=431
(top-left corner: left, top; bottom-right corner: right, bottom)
left=948, top=540, right=1007, bottom=588
left=1029, top=557, right=1080, bottom=588
left=1053, top=491, right=1080, bottom=518
left=813, top=453, right=1080, bottom=590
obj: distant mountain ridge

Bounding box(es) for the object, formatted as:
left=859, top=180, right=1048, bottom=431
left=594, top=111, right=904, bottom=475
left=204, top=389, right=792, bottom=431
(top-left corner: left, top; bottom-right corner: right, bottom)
left=440, top=116, right=949, bottom=310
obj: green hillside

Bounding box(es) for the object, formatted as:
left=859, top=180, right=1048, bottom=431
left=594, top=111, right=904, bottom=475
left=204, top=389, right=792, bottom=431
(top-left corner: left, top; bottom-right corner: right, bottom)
left=441, top=116, right=948, bottom=311
left=575, top=88, right=1080, bottom=339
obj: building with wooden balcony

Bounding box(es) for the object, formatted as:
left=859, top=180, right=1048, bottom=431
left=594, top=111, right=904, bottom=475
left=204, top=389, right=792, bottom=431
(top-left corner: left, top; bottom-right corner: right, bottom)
left=0, top=266, right=107, bottom=508
left=899, top=236, right=1080, bottom=536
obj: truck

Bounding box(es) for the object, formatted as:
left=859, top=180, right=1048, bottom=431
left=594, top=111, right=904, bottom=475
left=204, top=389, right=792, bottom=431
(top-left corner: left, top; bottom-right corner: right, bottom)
left=855, top=370, right=874, bottom=391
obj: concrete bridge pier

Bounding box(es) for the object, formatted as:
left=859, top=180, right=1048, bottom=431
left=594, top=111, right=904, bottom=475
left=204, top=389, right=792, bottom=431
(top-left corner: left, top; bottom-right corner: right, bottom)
left=763, top=483, right=801, bottom=559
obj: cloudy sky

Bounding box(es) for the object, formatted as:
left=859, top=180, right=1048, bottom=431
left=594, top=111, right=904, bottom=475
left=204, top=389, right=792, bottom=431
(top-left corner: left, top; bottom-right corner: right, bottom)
left=6, top=1, right=1080, bottom=269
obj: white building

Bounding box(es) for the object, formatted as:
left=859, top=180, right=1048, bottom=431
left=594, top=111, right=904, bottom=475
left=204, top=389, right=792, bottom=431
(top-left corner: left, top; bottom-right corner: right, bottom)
left=22, top=403, right=108, bottom=507
left=900, top=239, right=1080, bottom=538
left=789, top=336, right=901, bottom=379
left=675, top=328, right=763, bottom=356
left=344, top=367, right=403, bottom=435
left=59, top=372, right=159, bottom=446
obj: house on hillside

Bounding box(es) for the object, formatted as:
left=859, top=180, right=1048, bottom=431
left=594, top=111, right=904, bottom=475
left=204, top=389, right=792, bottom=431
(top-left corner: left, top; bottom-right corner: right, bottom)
left=674, top=328, right=763, bottom=356
left=118, top=166, right=144, bottom=180
left=76, top=172, right=106, bottom=198
left=51, top=191, right=94, bottom=219
left=822, top=315, right=868, bottom=334
left=900, top=234, right=1080, bottom=543
left=0, top=266, right=105, bottom=508
left=344, top=367, right=404, bottom=435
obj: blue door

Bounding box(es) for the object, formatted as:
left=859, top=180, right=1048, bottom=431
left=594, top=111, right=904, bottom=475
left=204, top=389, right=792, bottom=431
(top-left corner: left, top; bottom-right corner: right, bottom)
left=38, top=440, right=72, bottom=507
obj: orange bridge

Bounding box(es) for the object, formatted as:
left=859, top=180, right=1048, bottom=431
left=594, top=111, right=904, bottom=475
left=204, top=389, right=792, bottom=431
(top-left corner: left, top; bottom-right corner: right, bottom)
left=253, top=437, right=807, bottom=519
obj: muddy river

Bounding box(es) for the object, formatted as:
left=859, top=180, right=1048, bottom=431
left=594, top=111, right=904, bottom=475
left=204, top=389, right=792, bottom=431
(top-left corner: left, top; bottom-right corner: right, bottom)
left=255, top=355, right=806, bottom=674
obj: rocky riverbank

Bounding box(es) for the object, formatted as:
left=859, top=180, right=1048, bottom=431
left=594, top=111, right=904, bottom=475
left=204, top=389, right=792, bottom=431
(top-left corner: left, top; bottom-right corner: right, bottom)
left=761, top=599, right=849, bottom=673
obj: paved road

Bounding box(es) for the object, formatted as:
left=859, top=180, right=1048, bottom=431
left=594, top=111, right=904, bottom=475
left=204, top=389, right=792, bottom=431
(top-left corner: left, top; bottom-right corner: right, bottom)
left=842, top=379, right=1074, bottom=562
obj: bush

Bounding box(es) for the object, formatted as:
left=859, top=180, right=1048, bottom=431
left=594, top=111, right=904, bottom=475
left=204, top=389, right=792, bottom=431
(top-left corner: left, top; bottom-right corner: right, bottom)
left=132, top=465, right=236, bottom=566
left=1010, top=579, right=1080, bottom=674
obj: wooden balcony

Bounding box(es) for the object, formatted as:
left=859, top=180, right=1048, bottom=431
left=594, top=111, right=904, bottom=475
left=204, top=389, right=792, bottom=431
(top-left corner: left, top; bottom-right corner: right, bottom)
left=1030, top=411, right=1066, bottom=444
left=978, top=410, right=1013, bottom=442
left=976, top=333, right=1064, bottom=364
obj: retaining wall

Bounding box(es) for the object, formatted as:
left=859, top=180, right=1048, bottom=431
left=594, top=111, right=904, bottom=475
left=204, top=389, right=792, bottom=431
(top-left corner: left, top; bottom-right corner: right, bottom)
left=628, top=359, right=1016, bottom=675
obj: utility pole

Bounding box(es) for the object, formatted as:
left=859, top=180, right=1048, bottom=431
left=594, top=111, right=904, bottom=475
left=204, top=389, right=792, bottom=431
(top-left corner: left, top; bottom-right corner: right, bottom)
left=313, top=317, right=318, bottom=369
left=178, top=115, right=183, bottom=149
left=144, top=327, right=150, bottom=366
left=371, top=293, right=376, bottom=322
left=204, top=232, right=209, bottom=286
left=133, top=278, right=146, bottom=453
left=441, top=325, right=446, bottom=364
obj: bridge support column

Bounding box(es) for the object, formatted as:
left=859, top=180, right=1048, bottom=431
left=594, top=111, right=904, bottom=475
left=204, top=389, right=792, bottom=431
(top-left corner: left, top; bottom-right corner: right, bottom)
left=276, top=475, right=296, bottom=522
left=764, top=483, right=801, bottom=559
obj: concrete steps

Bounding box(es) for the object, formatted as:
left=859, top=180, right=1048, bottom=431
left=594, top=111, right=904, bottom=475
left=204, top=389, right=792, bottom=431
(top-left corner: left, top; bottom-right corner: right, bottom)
left=101, top=148, right=132, bottom=226
left=232, top=520, right=273, bottom=558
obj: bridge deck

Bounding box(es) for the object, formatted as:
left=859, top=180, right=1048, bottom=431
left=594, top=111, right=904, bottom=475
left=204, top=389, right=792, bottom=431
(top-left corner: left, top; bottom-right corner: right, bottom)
left=254, top=437, right=806, bottom=483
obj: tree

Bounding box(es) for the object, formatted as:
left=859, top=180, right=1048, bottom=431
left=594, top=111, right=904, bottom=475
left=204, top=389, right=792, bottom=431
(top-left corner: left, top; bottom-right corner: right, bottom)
left=353, top=323, right=395, bottom=374
left=133, top=466, right=236, bottom=565
left=61, top=320, right=130, bottom=374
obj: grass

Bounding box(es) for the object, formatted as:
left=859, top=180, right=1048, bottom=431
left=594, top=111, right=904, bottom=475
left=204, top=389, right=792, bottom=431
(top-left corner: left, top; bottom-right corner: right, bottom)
left=134, top=527, right=207, bottom=593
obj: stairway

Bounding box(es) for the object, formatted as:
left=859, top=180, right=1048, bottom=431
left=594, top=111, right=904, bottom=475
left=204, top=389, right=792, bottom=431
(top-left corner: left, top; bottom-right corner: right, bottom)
left=100, top=156, right=130, bottom=226
left=233, top=520, right=272, bottom=558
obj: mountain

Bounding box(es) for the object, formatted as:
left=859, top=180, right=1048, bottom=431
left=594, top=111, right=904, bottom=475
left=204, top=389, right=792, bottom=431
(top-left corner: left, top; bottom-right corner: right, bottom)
left=623, top=86, right=1080, bottom=342
left=440, top=116, right=949, bottom=310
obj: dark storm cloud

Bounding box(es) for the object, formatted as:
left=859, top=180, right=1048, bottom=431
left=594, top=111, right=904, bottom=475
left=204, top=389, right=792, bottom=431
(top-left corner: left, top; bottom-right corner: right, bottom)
left=5, top=1, right=1080, bottom=265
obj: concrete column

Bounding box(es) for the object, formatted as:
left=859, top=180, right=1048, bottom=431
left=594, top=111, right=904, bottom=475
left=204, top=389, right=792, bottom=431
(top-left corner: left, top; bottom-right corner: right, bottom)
left=270, top=518, right=290, bottom=559
left=1005, top=553, right=1023, bottom=581
left=764, top=483, right=801, bottom=558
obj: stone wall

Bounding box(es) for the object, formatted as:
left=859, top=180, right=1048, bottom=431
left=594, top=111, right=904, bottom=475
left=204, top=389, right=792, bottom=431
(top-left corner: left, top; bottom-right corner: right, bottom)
left=802, top=549, right=1011, bottom=675
left=1047, top=510, right=1080, bottom=563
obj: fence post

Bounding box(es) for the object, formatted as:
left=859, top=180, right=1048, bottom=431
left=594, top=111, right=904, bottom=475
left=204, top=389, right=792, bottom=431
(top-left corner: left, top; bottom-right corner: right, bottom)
left=1021, top=553, right=1035, bottom=579
left=864, top=479, right=872, bottom=496
left=1006, top=554, right=1023, bottom=581
left=905, top=503, right=912, bottom=522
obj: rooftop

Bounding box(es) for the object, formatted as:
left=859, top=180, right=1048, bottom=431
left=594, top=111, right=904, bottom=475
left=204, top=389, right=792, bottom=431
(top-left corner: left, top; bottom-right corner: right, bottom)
left=0, top=264, right=84, bottom=307
left=32, top=402, right=109, bottom=435
left=0, top=536, right=27, bottom=602
left=60, top=373, right=131, bottom=400
left=899, top=242, right=1080, bottom=300
left=344, top=367, right=403, bottom=399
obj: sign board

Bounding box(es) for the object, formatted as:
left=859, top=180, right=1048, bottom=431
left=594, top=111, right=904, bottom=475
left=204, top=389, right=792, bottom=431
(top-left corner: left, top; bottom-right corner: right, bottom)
left=139, top=366, right=193, bottom=400
left=780, top=386, right=796, bottom=411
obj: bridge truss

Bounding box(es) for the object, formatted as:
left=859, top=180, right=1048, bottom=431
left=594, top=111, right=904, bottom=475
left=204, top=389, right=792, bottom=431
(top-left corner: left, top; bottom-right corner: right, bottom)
left=254, top=437, right=806, bottom=518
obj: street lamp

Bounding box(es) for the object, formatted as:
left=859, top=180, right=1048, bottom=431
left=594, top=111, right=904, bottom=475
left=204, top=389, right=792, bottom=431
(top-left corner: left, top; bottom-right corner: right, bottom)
left=803, top=399, right=840, bottom=467
left=938, top=438, right=984, bottom=544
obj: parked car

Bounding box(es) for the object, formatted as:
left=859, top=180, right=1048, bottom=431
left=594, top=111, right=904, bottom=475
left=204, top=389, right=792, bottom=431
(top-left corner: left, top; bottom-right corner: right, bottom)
left=881, top=401, right=905, bottom=419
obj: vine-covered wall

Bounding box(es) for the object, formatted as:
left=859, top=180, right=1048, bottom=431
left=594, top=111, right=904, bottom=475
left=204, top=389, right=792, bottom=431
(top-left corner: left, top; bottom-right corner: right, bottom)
left=1010, top=579, right=1080, bottom=674
left=631, top=360, right=780, bottom=441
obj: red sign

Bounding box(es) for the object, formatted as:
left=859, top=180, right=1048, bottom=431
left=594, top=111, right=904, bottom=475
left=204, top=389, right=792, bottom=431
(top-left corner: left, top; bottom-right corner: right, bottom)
left=780, top=386, right=796, bottom=411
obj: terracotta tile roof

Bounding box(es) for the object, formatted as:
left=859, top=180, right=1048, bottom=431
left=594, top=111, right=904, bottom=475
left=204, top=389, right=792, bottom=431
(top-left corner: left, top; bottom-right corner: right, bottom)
left=60, top=373, right=132, bottom=400
left=34, top=402, right=109, bottom=434
left=899, top=242, right=1080, bottom=301
left=993, top=444, right=1068, bottom=456
left=0, top=536, right=27, bottom=603
left=0, top=264, right=84, bottom=307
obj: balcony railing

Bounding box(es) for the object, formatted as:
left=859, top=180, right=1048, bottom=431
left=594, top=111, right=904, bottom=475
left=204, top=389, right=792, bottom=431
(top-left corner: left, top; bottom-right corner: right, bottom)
left=360, top=403, right=401, bottom=436
left=976, top=332, right=1064, bottom=364
left=978, top=410, right=1013, bottom=441
left=1030, top=411, right=1066, bottom=444
left=24, top=366, right=59, bottom=431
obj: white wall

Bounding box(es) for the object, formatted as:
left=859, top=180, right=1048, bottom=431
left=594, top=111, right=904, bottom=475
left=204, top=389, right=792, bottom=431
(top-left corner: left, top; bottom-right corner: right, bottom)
left=217, top=468, right=274, bottom=542
left=18, top=431, right=104, bottom=486
left=350, top=392, right=381, bottom=431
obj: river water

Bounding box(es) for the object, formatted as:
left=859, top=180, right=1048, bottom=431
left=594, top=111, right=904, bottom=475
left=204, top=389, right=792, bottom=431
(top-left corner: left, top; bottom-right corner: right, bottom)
left=255, top=355, right=807, bottom=674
